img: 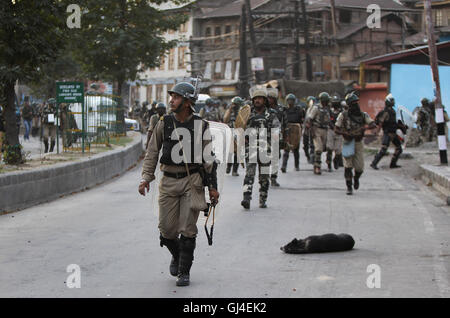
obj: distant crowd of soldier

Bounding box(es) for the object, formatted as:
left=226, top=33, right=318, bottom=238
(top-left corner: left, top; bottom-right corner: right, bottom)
left=0, top=97, right=79, bottom=155
left=132, top=85, right=448, bottom=202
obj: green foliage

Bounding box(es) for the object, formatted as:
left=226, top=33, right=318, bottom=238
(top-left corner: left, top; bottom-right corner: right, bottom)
left=26, top=49, right=82, bottom=100
left=0, top=0, right=71, bottom=164
left=0, top=0, right=69, bottom=84
left=73, top=0, right=190, bottom=91
left=2, top=143, right=24, bottom=165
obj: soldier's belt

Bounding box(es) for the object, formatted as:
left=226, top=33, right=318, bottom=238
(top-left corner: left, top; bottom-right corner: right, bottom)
left=164, top=168, right=200, bottom=179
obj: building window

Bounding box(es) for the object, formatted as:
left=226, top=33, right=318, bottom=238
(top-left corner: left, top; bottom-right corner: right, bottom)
left=204, top=61, right=212, bottom=79
left=224, top=60, right=232, bottom=80
left=225, top=25, right=232, bottom=43
left=178, top=47, right=187, bottom=69
left=339, top=10, right=351, bottom=24
left=205, top=27, right=212, bottom=44
left=215, top=60, right=222, bottom=74
left=434, top=9, right=443, bottom=27
left=168, top=48, right=175, bottom=70
left=234, top=60, right=240, bottom=80
left=215, top=26, right=221, bottom=44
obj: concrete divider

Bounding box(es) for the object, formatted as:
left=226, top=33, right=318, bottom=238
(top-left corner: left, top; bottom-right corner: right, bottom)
left=0, top=133, right=144, bottom=214
left=420, top=164, right=450, bottom=198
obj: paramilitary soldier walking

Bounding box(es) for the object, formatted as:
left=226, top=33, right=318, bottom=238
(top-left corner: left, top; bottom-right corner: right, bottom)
left=139, top=82, right=220, bottom=287
left=199, top=98, right=221, bottom=122
left=240, top=86, right=280, bottom=210
left=416, top=97, right=433, bottom=143
left=267, top=87, right=286, bottom=185
left=223, top=96, right=245, bottom=176
left=335, top=93, right=376, bottom=195
left=326, top=94, right=344, bottom=172
left=281, top=93, right=305, bottom=173
left=370, top=94, right=406, bottom=170
left=305, top=92, right=331, bottom=175
left=40, top=98, right=57, bottom=153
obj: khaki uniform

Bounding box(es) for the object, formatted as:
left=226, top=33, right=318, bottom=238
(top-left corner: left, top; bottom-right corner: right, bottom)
left=141, top=115, right=215, bottom=239
left=307, top=104, right=330, bottom=168
left=335, top=111, right=373, bottom=172
left=40, top=103, right=57, bottom=152
left=326, top=129, right=343, bottom=155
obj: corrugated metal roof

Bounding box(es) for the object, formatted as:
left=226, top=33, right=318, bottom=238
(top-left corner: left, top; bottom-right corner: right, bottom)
left=309, top=0, right=411, bottom=11
left=363, top=40, right=450, bottom=65
left=198, top=0, right=273, bottom=19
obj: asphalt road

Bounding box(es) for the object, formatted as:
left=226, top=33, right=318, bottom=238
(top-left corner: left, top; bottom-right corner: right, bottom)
left=1, top=153, right=449, bottom=298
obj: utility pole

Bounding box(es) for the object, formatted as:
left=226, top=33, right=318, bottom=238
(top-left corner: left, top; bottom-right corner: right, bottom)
left=424, top=0, right=447, bottom=165
left=245, top=0, right=258, bottom=58
left=301, top=0, right=312, bottom=81
left=330, top=0, right=341, bottom=80
left=245, top=0, right=260, bottom=83
left=239, top=4, right=250, bottom=98
left=293, top=0, right=301, bottom=80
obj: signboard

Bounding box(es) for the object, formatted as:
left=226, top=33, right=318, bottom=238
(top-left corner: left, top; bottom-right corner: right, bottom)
left=209, top=86, right=237, bottom=97
left=251, top=57, right=264, bottom=72
left=56, top=82, right=84, bottom=103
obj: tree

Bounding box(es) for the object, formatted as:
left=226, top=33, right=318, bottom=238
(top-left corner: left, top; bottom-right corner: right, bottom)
left=26, top=49, right=82, bottom=101
left=0, top=0, right=68, bottom=164
left=74, top=0, right=190, bottom=133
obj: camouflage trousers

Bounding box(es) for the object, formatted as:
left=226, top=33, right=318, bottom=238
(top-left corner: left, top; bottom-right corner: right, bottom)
left=243, top=162, right=270, bottom=204
left=42, top=124, right=56, bottom=143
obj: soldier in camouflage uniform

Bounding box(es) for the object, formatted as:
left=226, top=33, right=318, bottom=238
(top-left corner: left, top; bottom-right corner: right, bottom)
left=416, top=98, right=432, bottom=142
left=335, top=93, right=376, bottom=195
left=241, top=86, right=280, bottom=210
left=223, top=96, right=244, bottom=176
left=199, top=98, right=221, bottom=122
left=40, top=98, right=57, bottom=153
left=267, top=87, right=286, bottom=186
left=281, top=93, right=305, bottom=173
left=326, top=94, right=344, bottom=172
left=305, top=92, right=331, bottom=175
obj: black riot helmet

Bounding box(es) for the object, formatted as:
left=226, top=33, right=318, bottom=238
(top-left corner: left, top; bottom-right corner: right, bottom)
left=167, top=82, right=197, bottom=113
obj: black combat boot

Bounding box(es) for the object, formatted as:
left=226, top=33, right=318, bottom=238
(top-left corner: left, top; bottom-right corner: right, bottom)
left=226, top=163, right=232, bottom=174
left=370, top=149, right=386, bottom=170
left=160, top=234, right=179, bottom=277
left=333, top=156, right=339, bottom=170
left=338, top=154, right=344, bottom=167
left=176, top=235, right=196, bottom=287
left=44, top=140, right=49, bottom=153
left=294, top=149, right=300, bottom=171
left=281, top=151, right=289, bottom=173
left=345, top=168, right=353, bottom=195
left=346, top=180, right=353, bottom=195
left=241, top=194, right=251, bottom=210
left=259, top=201, right=267, bottom=208
left=390, top=149, right=402, bottom=168
left=271, top=176, right=280, bottom=187
left=49, top=140, right=55, bottom=152
left=354, top=171, right=362, bottom=190
left=232, top=162, right=239, bottom=176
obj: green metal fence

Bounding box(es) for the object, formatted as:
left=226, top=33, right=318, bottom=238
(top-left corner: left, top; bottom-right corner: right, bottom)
left=61, top=94, right=126, bottom=153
